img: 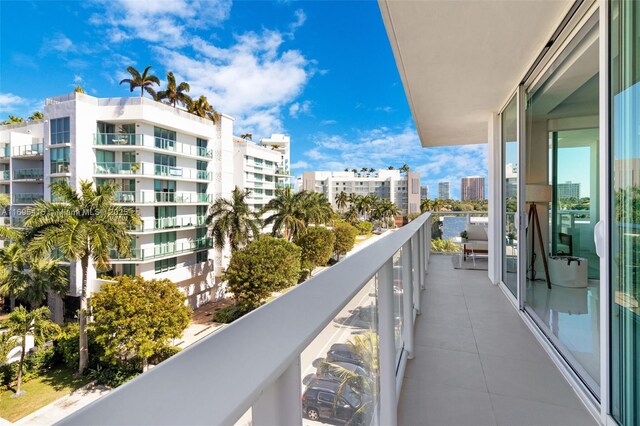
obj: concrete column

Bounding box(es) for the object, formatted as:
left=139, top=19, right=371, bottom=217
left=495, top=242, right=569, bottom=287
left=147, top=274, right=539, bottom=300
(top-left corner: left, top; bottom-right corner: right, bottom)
left=378, top=259, right=397, bottom=426
left=252, top=357, right=302, bottom=426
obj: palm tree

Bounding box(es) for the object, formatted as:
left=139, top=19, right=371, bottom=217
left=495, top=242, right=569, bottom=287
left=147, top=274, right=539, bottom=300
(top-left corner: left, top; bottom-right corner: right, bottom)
left=400, top=164, right=410, bottom=174
left=28, top=111, right=44, bottom=120
left=206, top=187, right=261, bottom=251
left=3, top=306, right=60, bottom=396
left=351, top=168, right=358, bottom=173
left=156, top=72, right=192, bottom=108
left=262, top=187, right=306, bottom=241
left=420, top=198, right=434, bottom=212
left=368, top=168, right=376, bottom=173
left=1, top=115, right=24, bottom=125
left=387, top=166, right=395, bottom=170
left=360, top=167, right=368, bottom=173
left=188, top=95, right=221, bottom=124
left=335, top=191, right=348, bottom=212
left=300, top=192, right=333, bottom=225
left=240, top=133, right=252, bottom=140
left=342, top=206, right=359, bottom=225
left=0, top=331, right=18, bottom=367
left=25, top=180, right=140, bottom=374
left=0, top=244, right=24, bottom=311
left=119, top=65, right=160, bottom=98
left=74, top=85, right=85, bottom=94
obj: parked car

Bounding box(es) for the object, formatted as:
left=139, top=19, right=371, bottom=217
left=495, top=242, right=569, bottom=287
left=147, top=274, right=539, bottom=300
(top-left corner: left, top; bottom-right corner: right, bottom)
left=325, top=343, right=364, bottom=367
left=316, top=361, right=370, bottom=382
left=301, top=378, right=368, bottom=423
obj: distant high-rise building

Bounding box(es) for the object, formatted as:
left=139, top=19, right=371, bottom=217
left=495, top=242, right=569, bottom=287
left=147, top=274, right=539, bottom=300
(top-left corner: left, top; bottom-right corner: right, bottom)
left=557, top=181, right=581, bottom=199
left=505, top=163, right=518, bottom=198
left=461, top=176, right=486, bottom=201
left=438, top=181, right=450, bottom=199
left=420, top=185, right=429, bottom=199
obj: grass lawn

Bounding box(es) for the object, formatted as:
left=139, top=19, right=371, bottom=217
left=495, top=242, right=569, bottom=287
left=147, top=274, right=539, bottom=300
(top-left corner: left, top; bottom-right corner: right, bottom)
left=0, top=368, right=90, bottom=422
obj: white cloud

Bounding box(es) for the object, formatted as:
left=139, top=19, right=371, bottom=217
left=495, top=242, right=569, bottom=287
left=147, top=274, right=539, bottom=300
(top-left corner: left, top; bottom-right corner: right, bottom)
left=320, top=119, right=336, bottom=125
left=289, top=9, right=306, bottom=33
left=41, top=33, right=74, bottom=53
left=0, top=93, right=28, bottom=113
left=290, top=160, right=309, bottom=169
left=375, top=106, right=393, bottom=113
left=289, top=100, right=311, bottom=118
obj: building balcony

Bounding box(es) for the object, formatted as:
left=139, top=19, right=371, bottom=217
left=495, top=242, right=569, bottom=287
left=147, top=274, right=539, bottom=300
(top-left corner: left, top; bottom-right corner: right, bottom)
left=12, top=143, right=44, bottom=157
left=129, top=216, right=207, bottom=232
left=94, top=133, right=213, bottom=159
left=0, top=145, right=9, bottom=159
left=13, top=193, right=43, bottom=204
left=114, top=191, right=211, bottom=204
left=0, top=170, right=9, bottom=181
left=58, top=212, right=596, bottom=426
left=110, top=237, right=213, bottom=262
left=13, top=168, right=44, bottom=181
left=94, top=162, right=212, bottom=181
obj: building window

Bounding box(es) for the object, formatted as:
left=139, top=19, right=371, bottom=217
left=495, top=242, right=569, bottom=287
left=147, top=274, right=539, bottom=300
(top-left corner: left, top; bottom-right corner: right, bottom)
left=154, top=257, right=177, bottom=274
left=154, top=127, right=176, bottom=149
left=50, top=117, right=70, bottom=145
left=154, top=179, right=176, bottom=202
left=196, top=251, right=208, bottom=263
left=50, top=147, right=70, bottom=173
left=265, top=160, right=273, bottom=167
left=122, top=264, right=135, bottom=277
left=155, top=206, right=177, bottom=229
left=122, top=151, right=136, bottom=163
left=95, top=149, right=116, bottom=164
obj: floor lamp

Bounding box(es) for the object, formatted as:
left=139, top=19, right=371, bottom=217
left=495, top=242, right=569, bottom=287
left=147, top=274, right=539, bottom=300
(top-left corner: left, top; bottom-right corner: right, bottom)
left=526, top=184, right=552, bottom=290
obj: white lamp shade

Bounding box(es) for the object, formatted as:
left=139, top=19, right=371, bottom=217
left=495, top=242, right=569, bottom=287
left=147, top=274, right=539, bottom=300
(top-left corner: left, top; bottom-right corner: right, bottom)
left=526, top=184, right=552, bottom=203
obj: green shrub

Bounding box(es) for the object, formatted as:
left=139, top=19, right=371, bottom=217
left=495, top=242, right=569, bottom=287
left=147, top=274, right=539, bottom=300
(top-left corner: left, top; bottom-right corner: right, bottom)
left=355, top=221, right=373, bottom=235
left=431, top=238, right=461, bottom=253
left=149, top=346, right=181, bottom=365
left=333, top=222, right=358, bottom=260
left=212, top=305, right=245, bottom=324
left=89, top=359, right=141, bottom=388
left=294, top=227, right=336, bottom=273
left=53, top=323, right=103, bottom=372
left=0, top=347, right=55, bottom=388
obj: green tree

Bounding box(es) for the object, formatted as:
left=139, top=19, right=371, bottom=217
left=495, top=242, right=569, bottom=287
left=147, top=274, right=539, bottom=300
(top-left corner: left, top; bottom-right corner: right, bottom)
left=333, top=222, right=358, bottom=260
left=335, top=191, right=348, bottom=212
left=188, top=95, right=221, bottom=124
left=263, top=187, right=307, bottom=241
left=3, top=307, right=59, bottom=396
left=223, top=236, right=301, bottom=313
left=119, top=65, right=160, bottom=98
left=28, top=111, right=44, bottom=120
left=420, top=198, right=434, bottom=212
left=156, top=71, right=192, bottom=108
left=294, top=227, right=335, bottom=275
left=300, top=192, right=333, bottom=226
left=90, top=276, right=190, bottom=371
left=206, top=187, right=261, bottom=251
left=1, top=115, right=24, bottom=125
left=74, top=85, right=85, bottom=94
left=26, top=180, right=140, bottom=374
left=0, top=331, right=18, bottom=366
left=240, top=133, right=252, bottom=140
left=400, top=164, right=410, bottom=174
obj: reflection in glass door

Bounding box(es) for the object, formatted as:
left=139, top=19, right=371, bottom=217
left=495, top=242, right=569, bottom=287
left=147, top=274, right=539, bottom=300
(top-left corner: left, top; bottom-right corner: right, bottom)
left=610, top=1, right=640, bottom=424
left=502, top=95, right=519, bottom=296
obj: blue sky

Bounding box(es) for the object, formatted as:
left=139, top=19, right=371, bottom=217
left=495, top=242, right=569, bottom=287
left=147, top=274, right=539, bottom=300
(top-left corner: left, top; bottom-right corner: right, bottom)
left=0, top=0, right=487, bottom=199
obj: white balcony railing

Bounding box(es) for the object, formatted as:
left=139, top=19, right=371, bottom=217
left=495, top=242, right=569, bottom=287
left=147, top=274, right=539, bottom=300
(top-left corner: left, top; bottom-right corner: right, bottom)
left=59, top=213, right=433, bottom=425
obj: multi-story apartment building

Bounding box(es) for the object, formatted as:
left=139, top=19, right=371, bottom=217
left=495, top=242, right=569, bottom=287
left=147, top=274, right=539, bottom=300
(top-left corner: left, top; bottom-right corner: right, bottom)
left=460, top=175, right=486, bottom=201
left=233, top=136, right=289, bottom=211
left=0, top=92, right=235, bottom=320
left=437, top=181, right=450, bottom=199
left=420, top=184, right=429, bottom=200
left=258, top=134, right=291, bottom=184
left=557, top=180, right=581, bottom=199
left=301, top=169, right=421, bottom=215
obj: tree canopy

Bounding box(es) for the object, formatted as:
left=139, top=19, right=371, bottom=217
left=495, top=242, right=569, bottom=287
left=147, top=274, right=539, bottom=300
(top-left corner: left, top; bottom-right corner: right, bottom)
left=294, top=227, right=335, bottom=275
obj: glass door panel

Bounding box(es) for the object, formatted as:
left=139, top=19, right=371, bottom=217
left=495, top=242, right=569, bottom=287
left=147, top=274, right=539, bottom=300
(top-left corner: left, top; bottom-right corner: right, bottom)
left=502, top=95, right=519, bottom=296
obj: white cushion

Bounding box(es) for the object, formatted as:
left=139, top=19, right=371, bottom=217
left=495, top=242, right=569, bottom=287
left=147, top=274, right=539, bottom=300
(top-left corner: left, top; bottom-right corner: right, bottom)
left=466, top=224, right=488, bottom=241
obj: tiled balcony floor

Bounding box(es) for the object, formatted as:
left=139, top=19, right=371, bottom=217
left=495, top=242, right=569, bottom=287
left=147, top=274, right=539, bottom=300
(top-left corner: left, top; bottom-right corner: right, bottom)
left=398, top=255, right=598, bottom=426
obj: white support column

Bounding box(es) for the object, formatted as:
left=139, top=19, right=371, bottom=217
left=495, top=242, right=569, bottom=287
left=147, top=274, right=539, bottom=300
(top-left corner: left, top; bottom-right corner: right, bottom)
left=415, top=232, right=423, bottom=314
left=378, top=259, right=397, bottom=426
left=411, top=235, right=421, bottom=315
left=252, top=357, right=302, bottom=426
left=488, top=111, right=501, bottom=285
left=402, top=242, right=415, bottom=360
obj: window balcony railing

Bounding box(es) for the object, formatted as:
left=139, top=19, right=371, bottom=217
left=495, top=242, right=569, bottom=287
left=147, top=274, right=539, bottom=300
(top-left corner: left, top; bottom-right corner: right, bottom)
left=59, top=213, right=432, bottom=426
left=93, top=133, right=213, bottom=159
left=94, top=162, right=211, bottom=181
left=153, top=216, right=206, bottom=230
left=13, top=168, right=44, bottom=180
left=12, top=143, right=44, bottom=157
left=95, top=162, right=140, bottom=175
left=13, top=193, right=43, bottom=204
left=113, top=191, right=212, bottom=204
left=111, top=237, right=213, bottom=261
left=154, top=165, right=212, bottom=181
left=0, top=170, right=9, bottom=180
left=0, top=145, right=9, bottom=158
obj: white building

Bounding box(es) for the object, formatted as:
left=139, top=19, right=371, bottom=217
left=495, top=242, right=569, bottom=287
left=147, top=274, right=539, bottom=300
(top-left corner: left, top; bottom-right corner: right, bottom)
left=420, top=185, right=429, bottom=200
left=460, top=176, right=486, bottom=201
left=301, top=169, right=421, bottom=215
left=557, top=180, right=581, bottom=199
left=0, top=92, right=235, bottom=319
left=258, top=134, right=291, bottom=184
left=437, top=181, right=450, bottom=199
left=233, top=136, right=287, bottom=211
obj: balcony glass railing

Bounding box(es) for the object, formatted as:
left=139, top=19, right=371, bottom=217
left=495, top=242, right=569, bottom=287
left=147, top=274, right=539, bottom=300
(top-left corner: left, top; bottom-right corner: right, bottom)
left=12, top=143, right=44, bottom=157
left=154, top=165, right=212, bottom=180
left=113, top=191, right=212, bottom=204
left=111, top=237, right=213, bottom=261
left=95, top=162, right=140, bottom=175
left=13, top=193, right=43, bottom=204
left=59, top=213, right=432, bottom=426
left=0, top=170, right=9, bottom=180
left=0, top=145, right=9, bottom=158
left=94, top=133, right=143, bottom=146
left=13, top=168, right=44, bottom=180
left=94, top=133, right=213, bottom=158
left=154, top=216, right=206, bottom=230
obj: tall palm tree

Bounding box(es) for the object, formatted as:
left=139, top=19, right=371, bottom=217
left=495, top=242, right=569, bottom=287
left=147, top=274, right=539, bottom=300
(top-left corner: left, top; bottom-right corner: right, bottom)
left=335, top=191, right=348, bottom=212
left=156, top=72, right=192, bottom=108
left=262, top=187, right=306, bottom=241
left=28, top=111, right=44, bottom=120
left=300, top=192, right=333, bottom=225
left=240, top=133, right=252, bottom=140
left=400, top=164, right=410, bottom=174
left=3, top=306, right=59, bottom=396
left=420, top=198, right=434, bottom=212
left=206, top=187, right=261, bottom=251
left=25, top=180, right=140, bottom=374
left=188, top=95, right=221, bottom=124
left=119, top=65, right=160, bottom=98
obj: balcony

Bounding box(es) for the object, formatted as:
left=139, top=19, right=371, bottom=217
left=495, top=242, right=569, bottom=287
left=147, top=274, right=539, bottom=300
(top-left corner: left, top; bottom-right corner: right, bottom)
left=111, top=237, right=213, bottom=261
left=94, top=162, right=211, bottom=181
left=12, top=143, right=44, bottom=157
left=59, top=212, right=597, bottom=425
left=0, top=170, right=9, bottom=180
left=13, top=168, right=44, bottom=181
left=13, top=193, right=43, bottom=204
left=0, top=145, right=9, bottom=159
left=114, top=191, right=211, bottom=204
left=129, top=216, right=207, bottom=232
left=94, top=133, right=213, bottom=159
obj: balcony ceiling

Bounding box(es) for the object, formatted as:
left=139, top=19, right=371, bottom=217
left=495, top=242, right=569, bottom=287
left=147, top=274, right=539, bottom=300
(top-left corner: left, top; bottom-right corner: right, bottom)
left=379, top=0, right=574, bottom=147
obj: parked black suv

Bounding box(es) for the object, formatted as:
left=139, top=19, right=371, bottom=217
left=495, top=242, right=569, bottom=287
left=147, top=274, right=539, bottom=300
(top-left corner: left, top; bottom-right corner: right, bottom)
left=325, top=343, right=364, bottom=368
left=316, top=361, right=370, bottom=383
left=301, top=378, right=366, bottom=423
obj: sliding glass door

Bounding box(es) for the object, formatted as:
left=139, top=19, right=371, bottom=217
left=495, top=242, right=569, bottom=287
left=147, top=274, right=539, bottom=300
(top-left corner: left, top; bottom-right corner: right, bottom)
left=610, top=1, right=640, bottom=424
left=501, top=95, right=519, bottom=296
